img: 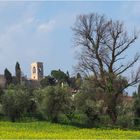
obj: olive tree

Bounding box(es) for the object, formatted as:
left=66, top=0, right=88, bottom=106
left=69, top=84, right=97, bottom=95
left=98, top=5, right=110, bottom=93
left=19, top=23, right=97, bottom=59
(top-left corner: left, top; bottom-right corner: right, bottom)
left=75, top=79, right=102, bottom=125
left=35, top=85, right=72, bottom=123
left=2, top=85, right=31, bottom=121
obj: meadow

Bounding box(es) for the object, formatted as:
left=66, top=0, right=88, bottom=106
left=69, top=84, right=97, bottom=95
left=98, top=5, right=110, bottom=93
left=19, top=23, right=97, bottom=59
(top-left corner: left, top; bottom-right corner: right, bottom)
left=0, top=121, right=140, bottom=139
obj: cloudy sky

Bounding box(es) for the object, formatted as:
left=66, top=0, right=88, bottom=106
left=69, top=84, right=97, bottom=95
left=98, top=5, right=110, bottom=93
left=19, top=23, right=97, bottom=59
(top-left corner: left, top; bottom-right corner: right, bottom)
left=0, top=1, right=139, bottom=83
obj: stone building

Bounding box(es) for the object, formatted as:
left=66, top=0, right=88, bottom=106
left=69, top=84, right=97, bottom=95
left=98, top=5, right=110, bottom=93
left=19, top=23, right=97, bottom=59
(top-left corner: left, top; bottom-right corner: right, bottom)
left=31, top=62, right=44, bottom=81
left=29, top=62, right=44, bottom=88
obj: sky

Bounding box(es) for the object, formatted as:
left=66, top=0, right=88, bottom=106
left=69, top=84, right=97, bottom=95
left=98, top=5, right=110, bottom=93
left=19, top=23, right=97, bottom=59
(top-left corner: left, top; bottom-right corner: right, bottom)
left=0, top=1, right=140, bottom=91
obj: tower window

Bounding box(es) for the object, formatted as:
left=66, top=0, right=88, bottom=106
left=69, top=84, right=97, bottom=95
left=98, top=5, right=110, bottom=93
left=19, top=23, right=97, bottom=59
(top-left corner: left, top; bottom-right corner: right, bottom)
left=33, top=67, right=36, bottom=73
left=38, top=67, right=42, bottom=73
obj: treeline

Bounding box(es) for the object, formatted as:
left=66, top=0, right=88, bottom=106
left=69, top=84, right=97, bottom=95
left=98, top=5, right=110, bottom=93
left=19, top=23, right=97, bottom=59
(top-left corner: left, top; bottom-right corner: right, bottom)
left=0, top=72, right=140, bottom=129
left=3, top=62, right=82, bottom=90
left=0, top=62, right=83, bottom=123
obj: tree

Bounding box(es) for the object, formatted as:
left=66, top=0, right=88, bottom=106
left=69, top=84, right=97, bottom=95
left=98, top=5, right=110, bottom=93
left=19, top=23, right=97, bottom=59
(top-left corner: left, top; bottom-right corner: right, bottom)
left=35, top=86, right=72, bottom=123
left=75, top=80, right=101, bottom=125
left=69, top=77, right=76, bottom=89
left=75, top=73, right=82, bottom=89
left=4, top=68, right=12, bottom=87
left=0, top=87, right=4, bottom=103
left=72, top=13, right=140, bottom=123
left=1, top=85, right=31, bottom=121
left=15, top=62, right=21, bottom=84
left=51, top=69, right=69, bottom=84
left=68, top=73, right=82, bottom=90
left=133, top=84, right=140, bottom=125
left=40, top=76, right=56, bottom=87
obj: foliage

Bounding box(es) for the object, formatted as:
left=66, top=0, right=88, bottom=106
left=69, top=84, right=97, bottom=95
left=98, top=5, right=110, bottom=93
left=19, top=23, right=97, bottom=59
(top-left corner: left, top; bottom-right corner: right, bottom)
left=34, top=85, right=72, bottom=123
left=116, top=98, right=134, bottom=128
left=40, top=76, right=56, bottom=87
left=75, top=80, right=102, bottom=125
left=51, top=69, right=69, bottom=84
left=15, top=62, right=21, bottom=85
left=1, top=85, right=31, bottom=121
left=72, top=13, right=140, bottom=124
left=133, top=84, right=140, bottom=126
left=69, top=77, right=76, bottom=89
left=0, top=87, right=4, bottom=103
left=4, top=68, right=13, bottom=87
left=69, top=73, right=82, bottom=90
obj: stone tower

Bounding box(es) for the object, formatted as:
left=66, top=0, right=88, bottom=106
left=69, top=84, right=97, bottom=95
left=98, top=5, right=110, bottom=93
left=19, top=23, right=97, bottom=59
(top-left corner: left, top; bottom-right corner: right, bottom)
left=31, top=62, right=43, bottom=81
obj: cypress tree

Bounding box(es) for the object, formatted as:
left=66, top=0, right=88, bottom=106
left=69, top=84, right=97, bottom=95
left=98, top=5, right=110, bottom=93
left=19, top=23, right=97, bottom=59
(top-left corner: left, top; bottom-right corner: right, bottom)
left=4, top=68, right=12, bottom=87
left=15, top=62, right=21, bottom=84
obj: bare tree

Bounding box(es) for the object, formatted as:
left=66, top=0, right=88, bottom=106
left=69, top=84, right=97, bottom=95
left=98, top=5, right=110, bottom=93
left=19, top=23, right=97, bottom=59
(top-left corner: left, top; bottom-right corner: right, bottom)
left=72, top=13, right=140, bottom=123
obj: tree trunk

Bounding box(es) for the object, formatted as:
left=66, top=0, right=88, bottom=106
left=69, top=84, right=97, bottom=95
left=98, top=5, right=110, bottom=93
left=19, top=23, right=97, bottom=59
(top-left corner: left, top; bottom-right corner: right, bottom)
left=110, top=110, right=117, bottom=124
left=107, top=95, right=118, bottom=124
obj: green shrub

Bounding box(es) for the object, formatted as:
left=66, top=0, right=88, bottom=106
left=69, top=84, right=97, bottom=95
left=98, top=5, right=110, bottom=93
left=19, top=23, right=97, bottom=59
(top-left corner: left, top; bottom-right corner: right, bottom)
left=35, top=85, right=73, bottom=123
left=133, top=117, right=140, bottom=126
left=1, top=85, right=31, bottom=121
left=117, top=116, right=133, bottom=128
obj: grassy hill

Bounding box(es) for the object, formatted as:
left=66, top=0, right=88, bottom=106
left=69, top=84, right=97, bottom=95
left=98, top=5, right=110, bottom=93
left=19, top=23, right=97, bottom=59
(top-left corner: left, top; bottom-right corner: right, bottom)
left=0, top=121, right=140, bottom=139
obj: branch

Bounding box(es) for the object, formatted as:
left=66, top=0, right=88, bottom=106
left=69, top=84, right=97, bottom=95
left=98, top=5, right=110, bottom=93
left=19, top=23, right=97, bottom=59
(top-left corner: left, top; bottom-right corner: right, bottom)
left=117, top=67, right=140, bottom=95
left=116, top=54, right=140, bottom=76
left=115, top=36, right=137, bottom=58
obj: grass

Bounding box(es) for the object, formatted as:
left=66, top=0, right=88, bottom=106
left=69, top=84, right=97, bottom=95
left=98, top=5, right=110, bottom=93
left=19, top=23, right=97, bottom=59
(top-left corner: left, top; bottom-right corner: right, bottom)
left=0, top=121, right=140, bottom=139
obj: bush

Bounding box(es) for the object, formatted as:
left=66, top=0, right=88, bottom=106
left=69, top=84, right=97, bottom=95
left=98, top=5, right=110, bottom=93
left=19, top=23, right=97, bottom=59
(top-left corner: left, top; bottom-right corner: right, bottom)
left=1, top=85, right=31, bottom=121
left=117, top=116, right=133, bottom=128
left=133, top=117, right=140, bottom=126
left=35, top=85, right=72, bottom=123
left=75, top=92, right=101, bottom=126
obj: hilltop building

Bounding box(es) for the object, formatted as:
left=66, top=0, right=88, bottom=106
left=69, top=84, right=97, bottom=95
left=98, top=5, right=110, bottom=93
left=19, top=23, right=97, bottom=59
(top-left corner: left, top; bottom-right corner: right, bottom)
left=0, top=62, right=44, bottom=89
left=29, top=62, right=44, bottom=88
left=31, top=62, right=44, bottom=81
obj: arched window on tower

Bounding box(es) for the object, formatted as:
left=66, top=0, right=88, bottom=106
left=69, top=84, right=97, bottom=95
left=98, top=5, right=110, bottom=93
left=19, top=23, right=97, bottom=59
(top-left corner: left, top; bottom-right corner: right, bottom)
left=33, top=67, right=36, bottom=73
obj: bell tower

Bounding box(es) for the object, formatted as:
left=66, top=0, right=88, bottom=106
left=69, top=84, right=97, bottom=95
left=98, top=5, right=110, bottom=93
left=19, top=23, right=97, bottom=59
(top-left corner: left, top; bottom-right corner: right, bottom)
left=31, top=62, right=43, bottom=81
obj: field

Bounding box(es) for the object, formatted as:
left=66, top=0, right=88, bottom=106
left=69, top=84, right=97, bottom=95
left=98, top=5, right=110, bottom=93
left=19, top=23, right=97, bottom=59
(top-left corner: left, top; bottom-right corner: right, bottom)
left=0, top=121, right=140, bottom=139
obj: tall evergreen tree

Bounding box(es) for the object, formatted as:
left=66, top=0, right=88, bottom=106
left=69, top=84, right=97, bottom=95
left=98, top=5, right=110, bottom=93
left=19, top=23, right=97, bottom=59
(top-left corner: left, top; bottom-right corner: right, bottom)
left=15, top=62, right=21, bottom=84
left=4, top=68, right=12, bottom=87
